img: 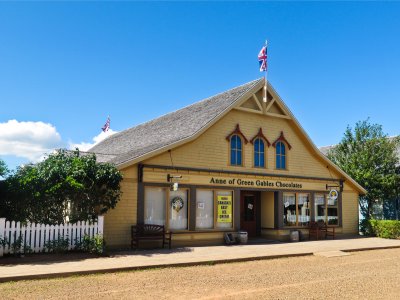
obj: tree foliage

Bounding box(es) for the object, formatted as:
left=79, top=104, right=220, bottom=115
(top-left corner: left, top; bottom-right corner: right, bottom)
left=327, top=120, right=400, bottom=219
left=0, top=150, right=123, bottom=224
left=0, top=158, right=8, bottom=177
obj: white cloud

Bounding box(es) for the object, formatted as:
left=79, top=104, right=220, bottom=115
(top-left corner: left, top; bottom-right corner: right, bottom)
left=0, top=120, right=64, bottom=162
left=69, top=129, right=117, bottom=152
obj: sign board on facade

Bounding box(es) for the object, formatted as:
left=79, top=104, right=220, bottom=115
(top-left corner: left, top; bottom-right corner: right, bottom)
left=143, top=169, right=338, bottom=192
left=217, top=195, right=232, bottom=223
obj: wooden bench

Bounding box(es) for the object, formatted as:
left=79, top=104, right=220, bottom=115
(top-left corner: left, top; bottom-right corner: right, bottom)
left=131, top=224, right=172, bottom=249
left=309, top=221, right=335, bottom=240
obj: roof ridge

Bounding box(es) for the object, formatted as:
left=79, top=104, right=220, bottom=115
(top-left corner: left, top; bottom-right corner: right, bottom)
left=97, top=77, right=264, bottom=144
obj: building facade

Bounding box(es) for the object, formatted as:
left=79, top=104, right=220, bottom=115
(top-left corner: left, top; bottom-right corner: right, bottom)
left=91, top=78, right=366, bottom=248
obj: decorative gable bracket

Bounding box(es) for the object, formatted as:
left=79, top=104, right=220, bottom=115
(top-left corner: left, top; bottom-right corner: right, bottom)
left=250, top=128, right=271, bottom=147
left=226, top=124, right=249, bottom=144
left=272, top=131, right=292, bottom=150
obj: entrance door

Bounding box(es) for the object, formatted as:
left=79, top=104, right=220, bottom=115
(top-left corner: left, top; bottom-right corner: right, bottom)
left=240, top=192, right=258, bottom=237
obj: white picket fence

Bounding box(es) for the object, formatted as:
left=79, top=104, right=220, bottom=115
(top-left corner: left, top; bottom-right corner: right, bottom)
left=0, top=216, right=104, bottom=257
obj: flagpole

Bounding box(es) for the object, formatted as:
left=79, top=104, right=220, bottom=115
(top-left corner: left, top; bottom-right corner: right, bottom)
left=263, top=40, right=268, bottom=103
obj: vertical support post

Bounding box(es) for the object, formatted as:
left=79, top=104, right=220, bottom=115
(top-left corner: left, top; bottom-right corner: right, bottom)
left=234, top=189, right=241, bottom=231
left=97, top=216, right=104, bottom=235
left=189, top=187, right=196, bottom=231
left=0, top=218, right=5, bottom=257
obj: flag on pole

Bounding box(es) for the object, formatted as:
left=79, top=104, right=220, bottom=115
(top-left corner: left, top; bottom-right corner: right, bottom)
left=102, top=116, right=110, bottom=132
left=258, top=43, right=267, bottom=72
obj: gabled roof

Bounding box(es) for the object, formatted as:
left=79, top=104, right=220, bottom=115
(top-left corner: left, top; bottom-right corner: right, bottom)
left=90, top=77, right=367, bottom=194
left=90, top=78, right=264, bottom=165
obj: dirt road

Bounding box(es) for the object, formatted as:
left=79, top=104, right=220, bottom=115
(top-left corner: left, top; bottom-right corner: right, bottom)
left=1, top=248, right=400, bottom=299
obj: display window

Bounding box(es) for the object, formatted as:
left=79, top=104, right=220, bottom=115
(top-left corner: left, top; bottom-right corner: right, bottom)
left=314, top=193, right=339, bottom=225
left=283, top=193, right=310, bottom=227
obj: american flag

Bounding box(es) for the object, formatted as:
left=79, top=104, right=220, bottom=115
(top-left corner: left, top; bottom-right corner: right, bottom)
left=258, top=44, right=267, bottom=72
left=102, top=116, right=110, bottom=132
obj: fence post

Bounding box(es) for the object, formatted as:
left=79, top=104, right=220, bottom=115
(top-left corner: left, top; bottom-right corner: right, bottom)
left=0, top=218, right=5, bottom=257
left=97, top=216, right=104, bottom=235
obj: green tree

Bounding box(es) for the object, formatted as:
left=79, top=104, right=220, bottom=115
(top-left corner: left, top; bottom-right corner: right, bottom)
left=327, top=120, right=400, bottom=219
left=0, top=149, right=123, bottom=224
left=0, top=158, right=8, bottom=177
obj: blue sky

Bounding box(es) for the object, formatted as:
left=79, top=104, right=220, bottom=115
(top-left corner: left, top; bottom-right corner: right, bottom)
left=0, top=2, right=399, bottom=171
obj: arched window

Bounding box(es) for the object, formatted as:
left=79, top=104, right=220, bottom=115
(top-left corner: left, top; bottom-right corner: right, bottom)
left=276, top=141, right=286, bottom=169
left=254, top=138, right=265, bottom=168
left=230, top=135, right=242, bottom=166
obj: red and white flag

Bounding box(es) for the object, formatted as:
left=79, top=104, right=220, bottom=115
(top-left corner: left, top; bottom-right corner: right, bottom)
left=102, top=116, right=110, bottom=132
left=258, top=43, right=268, bottom=72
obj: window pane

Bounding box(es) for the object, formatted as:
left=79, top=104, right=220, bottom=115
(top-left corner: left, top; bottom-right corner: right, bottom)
left=281, top=156, right=286, bottom=169
left=231, top=149, right=236, bottom=165
left=298, top=194, right=310, bottom=226
left=231, top=136, right=237, bottom=149
left=254, top=152, right=259, bottom=167
left=236, top=136, right=242, bottom=150
left=327, top=194, right=338, bottom=225
left=216, top=191, right=233, bottom=229
left=283, top=193, right=296, bottom=226
left=169, top=189, right=188, bottom=230
left=237, top=150, right=242, bottom=165
left=314, top=194, right=326, bottom=222
left=230, top=135, right=242, bottom=166
left=276, top=155, right=281, bottom=169
left=196, top=190, right=214, bottom=229
left=281, top=142, right=286, bottom=155
left=327, top=197, right=338, bottom=206
left=260, top=153, right=265, bottom=167
left=259, top=139, right=264, bottom=150
left=144, top=187, right=166, bottom=226
left=327, top=207, right=338, bottom=225
left=276, top=142, right=281, bottom=155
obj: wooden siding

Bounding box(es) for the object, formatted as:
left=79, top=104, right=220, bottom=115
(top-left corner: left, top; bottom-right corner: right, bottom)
left=342, top=185, right=360, bottom=234
left=261, top=192, right=274, bottom=229
left=144, top=109, right=340, bottom=179
left=104, top=165, right=138, bottom=247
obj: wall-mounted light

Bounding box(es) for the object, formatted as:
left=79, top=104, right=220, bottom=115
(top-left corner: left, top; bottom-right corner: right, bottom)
left=171, top=182, right=179, bottom=191
left=167, top=174, right=182, bottom=191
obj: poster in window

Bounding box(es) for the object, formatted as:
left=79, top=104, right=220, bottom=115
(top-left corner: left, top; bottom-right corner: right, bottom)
left=217, top=195, right=232, bottom=223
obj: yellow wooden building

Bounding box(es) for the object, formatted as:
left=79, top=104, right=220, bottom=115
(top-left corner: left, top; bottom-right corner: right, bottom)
left=91, top=78, right=366, bottom=248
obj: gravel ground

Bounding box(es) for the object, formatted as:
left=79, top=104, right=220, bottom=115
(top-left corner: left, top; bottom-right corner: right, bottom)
left=1, top=248, right=400, bottom=300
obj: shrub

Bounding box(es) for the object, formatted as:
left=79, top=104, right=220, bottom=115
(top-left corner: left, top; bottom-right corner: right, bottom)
left=368, top=219, right=400, bottom=239
left=44, top=237, right=70, bottom=253
left=0, top=235, right=32, bottom=256
left=75, top=234, right=104, bottom=255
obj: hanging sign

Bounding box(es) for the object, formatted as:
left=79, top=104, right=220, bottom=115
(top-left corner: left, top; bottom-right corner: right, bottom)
left=217, top=195, right=232, bottom=223
left=329, top=189, right=338, bottom=200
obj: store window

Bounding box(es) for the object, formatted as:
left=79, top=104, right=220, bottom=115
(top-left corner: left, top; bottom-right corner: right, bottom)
left=216, top=190, right=233, bottom=229
left=314, top=194, right=339, bottom=225
left=283, top=193, right=310, bottom=226
left=169, top=189, right=189, bottom=230
left=230, top=135, right=242, bottom=166
left=314, top=194, right=326, bottom=222
left=283, top=193, right=296, bottom=226
left=276, top=141, right=286, bottom=169
left=298, top=194, right=310, bottom=226
left=254, top=138, right=265, bottom=168
left=327, top=195, right=339, bottom=225
left=196, top=190, right=214, bottom=229
left=144, top=187, right=167, bottom=226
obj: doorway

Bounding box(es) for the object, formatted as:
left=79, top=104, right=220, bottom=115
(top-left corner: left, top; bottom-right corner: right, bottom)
left=240, top=191, right=260, bottom=237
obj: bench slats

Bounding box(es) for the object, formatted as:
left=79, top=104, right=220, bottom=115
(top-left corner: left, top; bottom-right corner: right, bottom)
left=131, top=224, right=172, bottom=249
